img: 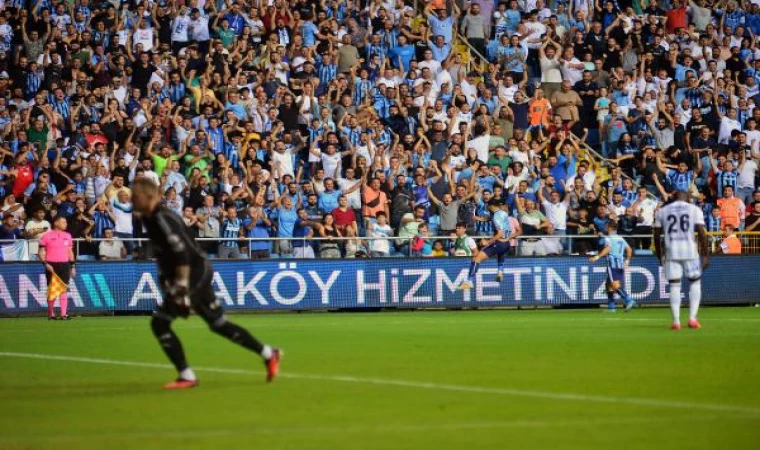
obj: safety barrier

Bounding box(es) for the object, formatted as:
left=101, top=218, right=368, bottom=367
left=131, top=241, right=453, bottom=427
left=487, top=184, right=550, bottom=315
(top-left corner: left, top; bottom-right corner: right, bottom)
left=0, top=256, right=757, bottom=315
left=706, top=231, right=760, bottom=254
left=4, top=233, right=760, bottom=261
left=3, top=234, right=659, bottom=261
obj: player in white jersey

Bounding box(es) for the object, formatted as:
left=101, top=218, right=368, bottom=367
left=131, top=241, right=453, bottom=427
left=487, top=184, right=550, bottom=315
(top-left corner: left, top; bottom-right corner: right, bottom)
left=458, top=203, right=519, bottom=290
left=653, top=191, right=710, bottom=330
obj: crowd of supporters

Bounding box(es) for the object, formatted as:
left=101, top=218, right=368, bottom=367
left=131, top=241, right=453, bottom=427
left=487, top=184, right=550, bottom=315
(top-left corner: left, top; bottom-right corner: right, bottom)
left=1, top=0, right=760, bottom=260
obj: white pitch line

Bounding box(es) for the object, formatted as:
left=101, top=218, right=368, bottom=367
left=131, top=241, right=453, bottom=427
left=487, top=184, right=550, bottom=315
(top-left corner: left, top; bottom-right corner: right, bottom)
left=0, top=317, right=758, bottom=336
left=1, top=351, right=759, bottom=416
left=0, top=317, right=759, bottom=333
left=0, top=416, right=727, bottom=443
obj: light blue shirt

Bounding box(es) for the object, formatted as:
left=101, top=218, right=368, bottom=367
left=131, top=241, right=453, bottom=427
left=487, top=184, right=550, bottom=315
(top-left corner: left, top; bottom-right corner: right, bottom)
left=318, top=189, right=343, bottom=213
left=493, top=210, right=512, bottom=238
left=302, top=21, right=319, bottom=47
left=429, top=43, right=452, bottom=61
left=428, top=15, right=454, bottom=43
left=602, top=234, right=629, bottom=269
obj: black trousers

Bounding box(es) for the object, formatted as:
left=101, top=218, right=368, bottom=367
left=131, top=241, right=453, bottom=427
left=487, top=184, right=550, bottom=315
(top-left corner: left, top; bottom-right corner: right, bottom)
left=468, top=38, right=486, bottom=59
left=634, top=226, right=653, bottom=250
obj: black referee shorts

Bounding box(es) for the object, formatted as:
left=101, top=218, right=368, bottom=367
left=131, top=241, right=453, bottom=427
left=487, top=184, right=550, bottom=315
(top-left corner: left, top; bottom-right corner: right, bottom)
left=46, top=262, right=72, bottom=285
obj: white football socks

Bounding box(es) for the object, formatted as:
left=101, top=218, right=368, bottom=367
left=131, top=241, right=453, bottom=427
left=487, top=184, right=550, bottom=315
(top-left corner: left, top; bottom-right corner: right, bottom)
left=669, top=282, right=682, bottom=325
left=261, top=345, right=273, bottom=360
left=689, top=280, right=702, bottom=321
left=180, top=368, right=197, bottom=381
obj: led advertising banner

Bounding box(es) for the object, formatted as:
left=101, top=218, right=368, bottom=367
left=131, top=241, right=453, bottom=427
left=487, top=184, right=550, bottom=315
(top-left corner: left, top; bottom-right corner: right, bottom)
left=0, top=257, right=756, bottom=314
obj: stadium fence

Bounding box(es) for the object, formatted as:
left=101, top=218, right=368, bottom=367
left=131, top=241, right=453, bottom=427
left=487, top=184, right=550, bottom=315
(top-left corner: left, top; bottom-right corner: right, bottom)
left=3, top=233, right=760, bottom=261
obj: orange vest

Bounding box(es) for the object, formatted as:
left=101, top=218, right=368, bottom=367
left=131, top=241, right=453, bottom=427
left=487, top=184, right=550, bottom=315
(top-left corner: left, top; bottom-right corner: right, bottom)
left=722, top=235, right=742, bottom=254
left=529, top=98, right=550, bottom=126
left=717, top=197, right=743, bottom=229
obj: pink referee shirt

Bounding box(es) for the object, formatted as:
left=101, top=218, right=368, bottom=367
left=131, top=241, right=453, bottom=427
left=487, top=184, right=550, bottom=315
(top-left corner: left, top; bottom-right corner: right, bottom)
left=39, top=230, right=73, bottom=263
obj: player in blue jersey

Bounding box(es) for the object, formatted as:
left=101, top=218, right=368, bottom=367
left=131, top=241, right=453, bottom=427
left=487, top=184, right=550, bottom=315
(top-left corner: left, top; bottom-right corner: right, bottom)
left=589, top=222, right=636, bottom=311
left=458, top=203, right=519, bottom=290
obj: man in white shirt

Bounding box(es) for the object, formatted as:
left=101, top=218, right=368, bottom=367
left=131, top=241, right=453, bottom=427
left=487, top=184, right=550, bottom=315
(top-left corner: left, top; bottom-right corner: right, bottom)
left=538, top=181, right=569, bottom=253
left=111, top=191, right=134, bottom=254
left=499, top=76, right=520, bottom=103
left=744, top=118, right=760, bottom=154
left=337, top=168, right=362, bottom=210
left=99, top=228, right=126, bottom=260
left=171, top=8, right=191, bottom=53
left=271, top=141, right=297, bottom=178
left=24, top=208, right=50, bottom=259
left=418, top=48, right=442, bottom=74
left=132, top=23, right=155, bottom=53
left=460, top=72, right=479, bottom=104
left=377, top=68, right=398, bottom=89
left=717, top=108, right=741, bottom=144
left=565, top=162, right=596, bottom=192
left=737, top=150, right=758, bottom=203
left=523, top=11, right=546, bottom=51
left=632, top=186, right=658, bottom=250
left=367, top=212, right=394, bottom=257
left=559, top=47, right=584, bottom=85
left=189, top=8, right=210, bottom=53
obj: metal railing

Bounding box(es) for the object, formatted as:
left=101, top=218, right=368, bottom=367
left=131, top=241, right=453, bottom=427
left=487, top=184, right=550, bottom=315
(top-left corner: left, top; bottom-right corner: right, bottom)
left=706, top=231, right=760, bottom=254
left=454, top=31, right=489, bottom=73
left=5, top=232, right=760, bottom=260
left=569, top=132, right=659, bottom=201
left=0, top=234, right=662, bottom=261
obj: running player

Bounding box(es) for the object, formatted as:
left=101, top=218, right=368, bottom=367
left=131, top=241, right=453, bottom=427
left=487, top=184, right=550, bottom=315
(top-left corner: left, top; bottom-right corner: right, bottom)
left=458, top=202, right=518, bottom=289
left=653, top=190, right=710, bottom=330
left=131, top=178, right=281, bottom=389
left=588, top=222, right=636, bottom=312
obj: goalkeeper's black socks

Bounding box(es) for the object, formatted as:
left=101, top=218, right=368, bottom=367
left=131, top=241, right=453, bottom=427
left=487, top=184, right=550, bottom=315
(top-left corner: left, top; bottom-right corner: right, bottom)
left=151, top=316, right=189, bottom=372
left=211, top=321, right=265, bottom=355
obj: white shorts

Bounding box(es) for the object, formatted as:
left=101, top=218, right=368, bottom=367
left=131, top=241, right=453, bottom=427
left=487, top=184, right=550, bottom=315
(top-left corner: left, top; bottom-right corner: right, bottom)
left=664, top=259, right=702, bottom=281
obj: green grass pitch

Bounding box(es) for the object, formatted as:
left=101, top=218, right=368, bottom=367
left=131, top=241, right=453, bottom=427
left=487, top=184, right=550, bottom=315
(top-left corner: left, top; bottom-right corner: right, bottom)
left=1, top=307, right=759, bottom=450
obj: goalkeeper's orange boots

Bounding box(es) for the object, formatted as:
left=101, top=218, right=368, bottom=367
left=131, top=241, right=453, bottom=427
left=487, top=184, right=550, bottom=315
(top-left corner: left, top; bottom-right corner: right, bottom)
left=162, top=379, right=199, bottom=390
left=266, top=349, right=282, bottom=382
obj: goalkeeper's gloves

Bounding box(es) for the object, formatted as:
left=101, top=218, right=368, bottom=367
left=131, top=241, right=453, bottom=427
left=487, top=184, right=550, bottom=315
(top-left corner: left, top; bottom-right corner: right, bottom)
left=166, top=284, right=190, bottom=308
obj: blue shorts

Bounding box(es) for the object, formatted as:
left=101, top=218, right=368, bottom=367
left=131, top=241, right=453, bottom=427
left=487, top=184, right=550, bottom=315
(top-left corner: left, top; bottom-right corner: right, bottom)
left=483, top=241, right=511, bottom=258
left=607, top=267, right=624, bottom=284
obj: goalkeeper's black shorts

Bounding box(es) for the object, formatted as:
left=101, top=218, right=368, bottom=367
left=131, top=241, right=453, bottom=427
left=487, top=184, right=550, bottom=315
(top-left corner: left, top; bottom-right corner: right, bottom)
left=154, top=267, right=223, bottom=324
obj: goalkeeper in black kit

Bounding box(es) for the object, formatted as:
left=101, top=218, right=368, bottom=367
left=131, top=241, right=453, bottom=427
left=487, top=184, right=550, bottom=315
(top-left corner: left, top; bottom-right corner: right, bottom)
left=131, top=178, right=281, bottom=389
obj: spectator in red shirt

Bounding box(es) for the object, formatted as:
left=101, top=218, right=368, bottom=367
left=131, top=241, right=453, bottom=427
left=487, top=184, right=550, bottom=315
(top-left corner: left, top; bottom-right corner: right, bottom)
left=84, top=123, right=109, bottom=150
left=665, top=0, right=688, bottom=34
left=332, top=195, right=358, bottom=236
left=11, top=156, right=34, bottom=199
